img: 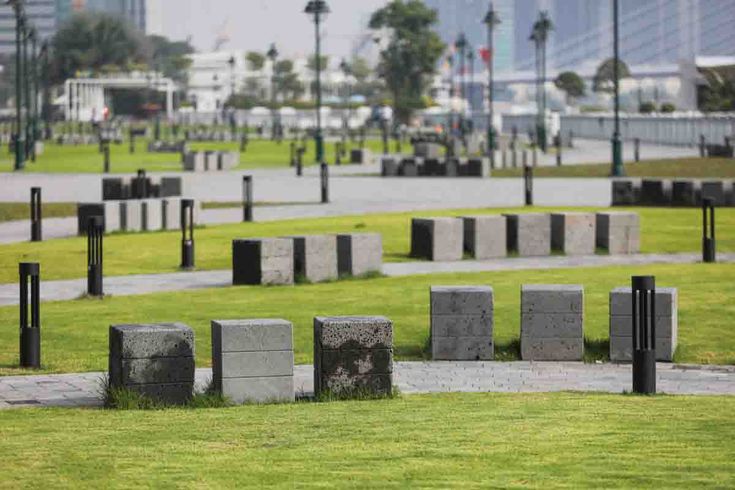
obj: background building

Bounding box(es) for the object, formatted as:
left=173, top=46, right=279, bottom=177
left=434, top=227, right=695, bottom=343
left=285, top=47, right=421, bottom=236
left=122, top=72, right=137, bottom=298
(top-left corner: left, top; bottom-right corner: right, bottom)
left=0, top=0, right=57, bottom=55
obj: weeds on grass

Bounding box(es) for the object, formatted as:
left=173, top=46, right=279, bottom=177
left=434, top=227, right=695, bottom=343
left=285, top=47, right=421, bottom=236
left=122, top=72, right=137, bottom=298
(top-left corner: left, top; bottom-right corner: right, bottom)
left=315, top=385, right=400, bottom=403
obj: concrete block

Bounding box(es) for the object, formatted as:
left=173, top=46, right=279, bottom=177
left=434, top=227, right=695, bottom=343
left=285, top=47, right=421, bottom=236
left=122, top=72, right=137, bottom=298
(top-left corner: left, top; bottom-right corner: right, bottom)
left=595, top=212, right=640, bottom=254
left=77, top=203, right=105, bottom=235
left=609, top=336, right=675, bottom=362
left=399, top=158, right=419, bottom=176
left=161, top=198, right=181, bottom=231
left=102, top=178, right=125, bottom=200
left=232, top=238, right=294, bottom=285
left=432, top=337, right=493, bottom=361
left=430, top=286, right=494, bottom=316
left=336, top=233, right=383, bottom=277
left=205, top=151, right=219, bottom=171
left=160, top=177, right=182, bottom=197
left=183, top=152, right=205, bottom=172
left=290, top=235, right=338, bottom=283
left=465, top=157, right=490, bottom=177
left=120, top=200, right=142, bottom=232
left=551, top=212, right=596, bottom=255
left=520, top=313, right=583, bottom=338
left=611, top=179, right=639, bottom=205
left=220, top=377, right=294, bottom=404
left=461, top=215, right=507, bottom=259
left=314, top=316, right=393, bottom=350
left=640, top=179, right=671, bottom=205
left=351, top=148, right=373, bottom=165
left=609, top=314, right=677, bottom=340
left=141, top=199, right=163, bottom=232
left=430, top=315, right=493, bottom=337
left=609, top=287, right=678, bottom=317
left=520, top=338, right=584, bottom=361
left=521, top=284, right=584, bottom=313
left=410, top=217, right=463, bottom=261
left=211, top=319, right=293, bottom=352
left=504, top=213, right=551, bottom=256
left=672, top=180, right=698, bottom=206
left=430, top=286, right=494, bottom=360
left=520, top=285, right=584, bottom=361
left=414, top=142, right=442, bottom=159
left=104, top=201, right=121, bottom=233
left=381, top=158, right=398, bottom=176
left=701, top=180, right=726, bottom=206
left=423, top=158, right=443, bottom=176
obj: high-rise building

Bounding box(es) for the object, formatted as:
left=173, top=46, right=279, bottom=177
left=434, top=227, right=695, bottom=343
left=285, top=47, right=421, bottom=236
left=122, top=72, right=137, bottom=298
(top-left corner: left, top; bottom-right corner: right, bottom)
left=57, top=0, right=146, bottom=32
left=0, top=0, right=57, bottom=55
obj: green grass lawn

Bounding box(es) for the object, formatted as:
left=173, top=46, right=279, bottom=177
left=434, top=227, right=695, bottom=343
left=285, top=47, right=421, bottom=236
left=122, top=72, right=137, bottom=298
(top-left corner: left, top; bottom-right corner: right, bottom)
left=0, top=138, right=395, bottom=174
left=0, top=263, right=732, bottom=375
left=0, top=202, right=77, bottom=223
left=0, top=392, right=732, bottom=487
left=0, top=206, right=733, bottom=284
left=492, top=157, right=735, bottom=178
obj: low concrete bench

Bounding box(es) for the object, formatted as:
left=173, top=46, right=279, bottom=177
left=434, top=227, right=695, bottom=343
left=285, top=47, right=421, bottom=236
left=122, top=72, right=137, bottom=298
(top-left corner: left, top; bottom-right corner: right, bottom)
left=461, top=215, right=506, bottom=259
left=381, top=157, right=399, bottom=176
left=211, top=319, right=295, bottom=404
left=108, top=323, right=195, bottom=405
left=609, top=287, right=678, bottom=362
left=504, top=213, right=551, bottom=257
left=313, top=316, right=393, bottom=398
left=611, top=179, right=639, bottom=206
left=595, top=212, right=640, bottom=254
left=411, top=217, right=463, bottom=261
left=551, top=212, right=596, bottom=256
left=183, top=151, right=239, bottom=171
left=521, top=285, right=584, bottom=361
left=232, top=238, right=294, bottom=285
left=430, top=286, right=494, bottom=360
left=640, top=179, right=671, bottom=205
left=289, top=235, right=338, bottom=283
left=337, top=233, right=383, bottom=277
left=672, top=180, right=698, bottom=206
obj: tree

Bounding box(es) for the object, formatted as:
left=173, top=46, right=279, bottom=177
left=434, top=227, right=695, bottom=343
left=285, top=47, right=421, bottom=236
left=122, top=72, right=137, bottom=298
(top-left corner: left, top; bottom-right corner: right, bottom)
left=554, top=71, right=585, bottom=103
left=369, top=0, right=444, bottom=122
left=50, top=13, right=147, bottom=84
left=273, top=59, right=304, bottom=101
left=350, top=56, right=371, bottom=83
left=592, top=57, right=630, bottom=93
left=147, top=35, right=194, bottom=84
left=245, top=51, right=265, bottom=71
left=307, top=55, right=329, bottom=72
left=698, top=68, right=735, bottom=112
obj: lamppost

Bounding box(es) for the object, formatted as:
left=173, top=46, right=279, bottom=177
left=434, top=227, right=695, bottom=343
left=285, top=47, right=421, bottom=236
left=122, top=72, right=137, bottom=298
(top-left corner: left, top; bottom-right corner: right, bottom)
left=483, top=3, right=500, bottom=162
left=9, top=0, right=25, bottom=170
left=304, top=0, right=330, bottom=164
left=23, top=22, right=31, bottom=159
left=467, top=48, right=474, bottom=134
left=339, top=58, right=350, bottom=136
left=610, top=0, right=625, bottom=176
left=446, top=54, right=454, bottom=134
left=28, top=26, right=37, bottom=161
left=454, top=33, right=467, bottom=137
left=530, top=11, right=552, bottom=153
left=39, top=40, right=49, bottom=140
left=266, top=43, right=279, bottom=139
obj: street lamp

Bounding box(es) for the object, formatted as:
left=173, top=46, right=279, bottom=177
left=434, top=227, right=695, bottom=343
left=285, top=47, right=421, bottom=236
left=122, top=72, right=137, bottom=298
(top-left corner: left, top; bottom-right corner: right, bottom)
left=610, top=0, right=625, bottom=176
left=339, top=58, right=350, bottom=135
left=304, top=0, right=330, bottom=164
left=39, top=40, right=49, bottom=140
left=483, top=2, right=500, bottom=163
left=266, top=43, right=279, bottom=139
left=28, top=26, right=38, bottom=161
left=8, top=0, right=25, bottom=170
left=454, top=33, right=468, bottom=137
left=530, top=11, right=552, bottom=153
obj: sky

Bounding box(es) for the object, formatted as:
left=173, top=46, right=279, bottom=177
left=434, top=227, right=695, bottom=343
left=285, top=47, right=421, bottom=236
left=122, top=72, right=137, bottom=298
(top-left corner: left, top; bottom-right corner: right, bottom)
left=148, top=0, right=390, bottom=59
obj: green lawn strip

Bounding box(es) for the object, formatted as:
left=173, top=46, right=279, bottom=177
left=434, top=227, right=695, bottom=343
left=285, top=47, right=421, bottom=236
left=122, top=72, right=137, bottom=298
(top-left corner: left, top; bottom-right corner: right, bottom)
left=0, top=206, right=733, bottom=284
left=0, top=263, right=732, bottom=375
left=0, top=202, right=77, bottom=223
left=0, top=392, right=733, bottom=487
left=492, top=157, right=735, bottom=178
left=0, top=139, right=400, bottom=174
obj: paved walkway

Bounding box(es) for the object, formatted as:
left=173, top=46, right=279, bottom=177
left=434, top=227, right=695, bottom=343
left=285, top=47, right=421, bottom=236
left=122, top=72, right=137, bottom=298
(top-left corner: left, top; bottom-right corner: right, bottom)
left=2, top=252, right=731, bottom=306
left=1, top=361, right=733, bottom=409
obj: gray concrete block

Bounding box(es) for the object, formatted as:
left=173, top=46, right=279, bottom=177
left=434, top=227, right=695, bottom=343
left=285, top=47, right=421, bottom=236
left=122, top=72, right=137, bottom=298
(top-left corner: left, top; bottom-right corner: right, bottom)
left=290, top=235, right=338, bottom=283
left=320, top=349, right=393, bottom=375
left=381, top=158, right=398, bottom=176
left=117, top=357, right=195, bottom=385
left=595, top=212, right=640, bottom=254
left=504, top=213, right=551, bottom=256
left=430, top=286, right=494, bottom=316
left=211, top=319, right=293, bottom=353
left=205, top=151, right=219, bottom=171
left=336, top=233, right=383, bottom=277
left=109, top=323, right=195, bottom=360
left=430, top=315, right=493, bottom=338
left=103, top=201, right=120, bottom=233
left=77, top=203, right=105, bottom=235
left=465, top=157, right=490, bottom=177
left=609, top=314, right=677, bottom=340
left=399, top=159, right=419, bottom=176
left=232, top=238, right=294, bottom=285
left=672, top=180, right=698, bottom=206
left=520, top=338, right=584, bottom=361
left=520, top=313, right=583, bottom=338
left=609, top=287, right=678, bottom=317
left=314, top=316, right=393, bottom=350
left=161, top=198, right=181, bottom=231
left=220, top=376, right=294, bottom=404
left=609, top=336, right=675, bottom=362
left=127, top=383, right=194, bottom=405
left=410, top=217, right=463, bottom=261
left=318, top=374, right=393, bottom=395
left=640, top=179, right=671, bottom=205
left=551, top=212, right=595, bottom=255
left=219, top=351, right=293, bottom=378
left=120, top=200, right=142, bottom=232
left=414, top=142, right=442, bottom=158
left=432, top=337, right=493, bottom=361
left=701, top=180, right=726, bottom=206
left=611, top=179, right=639, bottom=205
left=183, top=151, right=205, bottom=171
left=141, top=199, right=163, bottom=232
left=461, top=215, right=507, bottom=259
left=521, top=284, right=584, bottom=313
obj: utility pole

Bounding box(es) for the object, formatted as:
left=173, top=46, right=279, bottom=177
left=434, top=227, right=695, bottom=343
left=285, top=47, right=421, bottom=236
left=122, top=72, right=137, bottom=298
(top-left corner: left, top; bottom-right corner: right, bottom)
left=610, top=0, right=625, bottom=177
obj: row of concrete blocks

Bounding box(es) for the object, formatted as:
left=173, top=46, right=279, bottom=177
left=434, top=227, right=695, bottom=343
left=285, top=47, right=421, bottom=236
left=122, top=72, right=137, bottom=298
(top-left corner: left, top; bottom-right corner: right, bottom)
left=411, top=212, right=640, bottom=261
left=429, top=285, right=677, bottom=362
left=147, top=140, right=188, bottom=153
left=182, top=151, right=240, bottom=172
left=232, top=233, right=382, bottom=285
left=381, top=157, right=491, bottom=178
left=612, top=179, right=735, bottom=207
left=76, top=198, right=201, bottom=235
left=350, top=148, right=374, bottom=165
left=102, top=176, right=182, bottom=201
left=109, top=316, right=394, bottom=405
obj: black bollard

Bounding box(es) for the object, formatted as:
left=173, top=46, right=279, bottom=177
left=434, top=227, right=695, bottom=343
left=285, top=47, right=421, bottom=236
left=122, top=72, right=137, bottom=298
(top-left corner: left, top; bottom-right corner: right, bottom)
left=129, top=130, right=135, bottom=154
left=19, top=262, right=41, bottom=368
left=86, top=216, right=103, bottom=297
left=555, top=133, right=562, bottom=167
left=634, top=138, right=640, bottom=162
left=335, top=142, right=342, bottom=166
left=289, top=141, right=296, bottom=167
left=699, top=134, right=705, bottom=157
left=524, top=164, right=533, bottom=206
left=135, top=169, right=147, bottom=198
left=242, top=175, right=253, bottom=222
left=632, top=275, right=656, bottom=395
left=180, top=199, right=195, bottom=269
left=702, top=197, right=716, bottom=263
left=522, top=149, right=528, bottom=168
left=103, top=141, right=110, bottom=173
left=320, top=162, right=329, bottom=204
left=30, top=187, right=41, bottom=242
left=568, top=130, right=574, bottom=148
left=296, top=147, right=304, bottom=177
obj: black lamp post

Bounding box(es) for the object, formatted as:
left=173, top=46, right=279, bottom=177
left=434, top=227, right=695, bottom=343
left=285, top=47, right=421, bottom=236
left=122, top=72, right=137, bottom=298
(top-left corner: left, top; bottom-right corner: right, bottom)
left=610, top=0, right=625, bottom=176
left=39, top=40, right=49, bottom=140
left=305, top=0, right=330, bottom=165
left=10, top=0, right=25, bottom=170
left=266, top=43, right=279, bottom=140
left=483, top=3, right=500, bottom=163
left=455, top=33, right=468, bottom=136
left=339, top=58, right=351, bottom=137
left=28, top=26, right=37, bottom=162
left=530, top=11, right=552, bottom=153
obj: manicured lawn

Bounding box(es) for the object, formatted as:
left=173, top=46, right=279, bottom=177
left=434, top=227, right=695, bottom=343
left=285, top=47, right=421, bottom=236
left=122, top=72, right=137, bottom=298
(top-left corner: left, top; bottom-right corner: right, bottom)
left=0, top=392, right=733, bottom=487
left=492, top=157, right=735, bottom=178
left=0, top=139, right=394, bottom=174
left=0, top=202, right=77, bottom=223
left=0, top=263, right=732, bottom=375
left=0, top=206, right=733, bottom=284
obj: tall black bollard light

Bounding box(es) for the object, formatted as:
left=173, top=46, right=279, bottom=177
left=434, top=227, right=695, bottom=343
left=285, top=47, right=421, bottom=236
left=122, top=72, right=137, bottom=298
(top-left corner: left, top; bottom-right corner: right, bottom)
left=103, top=139, right=111, bottom=173
left=702, top=197, right=715, bottom=263
left=87, top=216, right=103, bottom=296
left=632, top=275, right=656, bottom=395
left=555, top=133, right=562, bottom=167
left=180, top=199, right=195, bottom=269
left=129, top=128, right=135, bottom=154
left=240, top=132, right=247, bottom=152
left=524, top=164, right=533, bottom=206
left=289, top=141, right=296, bottom=167
left=699, top=134, right=705, bottom=157
left=242, top=175, right=253, bottom=222
left=335, top=142, right=341, bottom=165
left=634, top=138, right=640, bottom=162
left=19, top=262, right=41, bottom=368
left=30, top=187, right=41, bottom=242
left=296, top=147, right=304, bottom=177
left=320, top=162, right=329, bottom=203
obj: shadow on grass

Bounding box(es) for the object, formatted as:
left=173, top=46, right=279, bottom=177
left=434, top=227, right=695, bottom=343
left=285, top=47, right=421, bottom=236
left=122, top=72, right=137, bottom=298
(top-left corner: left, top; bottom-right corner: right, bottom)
left=584, top=337, right=610, bottom=363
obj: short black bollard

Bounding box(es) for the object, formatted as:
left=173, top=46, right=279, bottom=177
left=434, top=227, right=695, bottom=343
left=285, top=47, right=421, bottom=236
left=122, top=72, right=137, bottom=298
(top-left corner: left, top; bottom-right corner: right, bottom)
left=103, top=141, right=111, bottom=173
left=129, top=130, right=135, bottom=154
left=240, top=133, right=248, bottom=152
left=634, top=138, right=640, bottom=162
left=320, top=162, right=329, bottom=204
left=524, top=164, right=533, bottom=206
left=522, top=149, right=528, bottom=168
left=699, top=134, right=705, bottom=157
left=135, top=169, right=147, bottom=198
left=180, top=199, right=195, bottom=269
left=702, top=197, right=716, bottom=263
left=568, top=130, right=574, bottom=148
left=289, top=141, right=296, bottom=167
left=335, top=142, right=342, bottom=166
left=296, top=147, right=304, bottom=177
left=555, top=133, right=562, bottom=166
left=632, top=275, right=656, bottom=395
left=30, top=187, right=41, bottom=242
left=86, top=216, right=103, bottom=296
left=19, top=262, right=41, bottom=368
left=242, top=175, right=253, bottom=222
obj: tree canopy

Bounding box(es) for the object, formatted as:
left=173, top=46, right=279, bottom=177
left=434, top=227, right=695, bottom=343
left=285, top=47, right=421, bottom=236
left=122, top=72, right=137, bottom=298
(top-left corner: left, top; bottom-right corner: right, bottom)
left=554, top=71, right=585, bottom=100
left=593, top=57, right=630, bottom=93
left=245, top=51, right=265, bottom=71
left=147, top=35, right=194, bottom=84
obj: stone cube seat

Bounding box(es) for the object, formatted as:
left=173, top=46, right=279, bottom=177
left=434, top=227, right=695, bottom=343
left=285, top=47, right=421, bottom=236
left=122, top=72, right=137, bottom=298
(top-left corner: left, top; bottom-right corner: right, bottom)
left=504, top=213, right=551, bottom=257
left=411, top=217, right=463, bottom=261
left=461, top=215, right=506, bottom=259
left=430, top=286, right=494, bottom=360
left=595, top=212, right=640, bottom=254
left=640, top=179, right=671, bottom=205
left=611, top=179, right=639, bottom=205
left=551, top=212, right=596, bottom=255
left=289, top=235, right=338, bottom=283
left=232, top=238, right=294, bottom=285
left=672, top=180, right=698, bottom=206
left=520, top=285, right=584, bottom=361
left=337, top=233, right=383, bottom=277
